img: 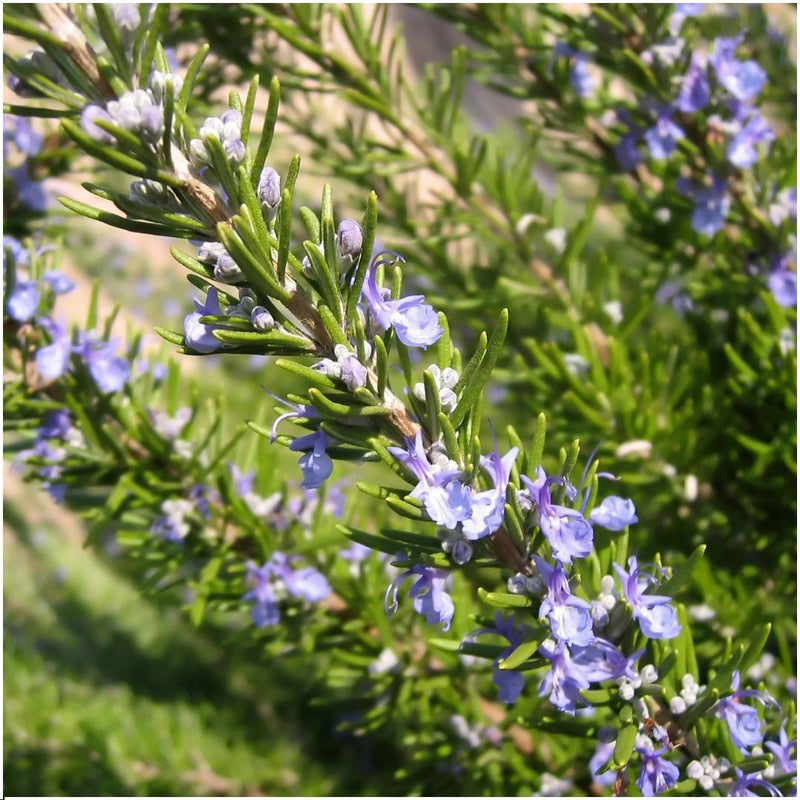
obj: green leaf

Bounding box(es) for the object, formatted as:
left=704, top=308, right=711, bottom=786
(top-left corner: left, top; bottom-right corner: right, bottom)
left=346, top=191, right=378, bottom=325
left=499, top=636, right=546, bottom=670
left=477, top=587, right=532, bottom=609
left=659, top=545, right=706, bottom=597
left=613, top=724, right=638, bottom=767
left=451, top=309, right=508, bottom=429
left=276, top=154, right=301, bottom=282
left=251, top=75, right=281, bottom=183
left=176, top=43, right=211, bottom=114
left=246, top=420, right=273, bottom=441
left=338, top=524, right=403, bottom=557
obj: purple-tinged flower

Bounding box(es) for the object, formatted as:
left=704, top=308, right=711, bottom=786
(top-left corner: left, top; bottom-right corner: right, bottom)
left=615, top=131, right=643, bottom=171
left=106, top=89, right=164, bottom=142
left=729, top=767, right=781, bottom=797
left=767, top=255, right=797, bottom=308
left=340, top=540, right=372, bottom=565
left=3, top=236, right=29, bottom=266
left=39, top=409, right=73, bottom=441
left=268, top=397, right=320, bottom=442
left=243, top=561, right=281, bottom=627
left=715, top=670, right=777, bottom=753
left=80, top=104, right=115, bottom=143
left=229, top=463, right=256, bottom=496
left=36, top=318, right=72, bottom=380
left=727, top=110, right=775, bottom=167
left=389, top=432, right=472, bottom=529
left=719, top=60, right=767, bottom=102
left=570, top=56, right=595, bottom=98
left=183, top=286, right=225, bottom=353
left=289, top=429, right=333, bottom=489
left=462, top=446, right=518, bottom=541
left=522, top=468, right=594, bottom=563
left=112, top=3, right=141, bottom=32
left=466, top=612, right=529, bottom=703
left=765, top=725, right=797, bottom=777
left=188, top=484, right=213, bottom=519
left=257, top=166, right=281, bottom=220
left=315, top=343, right=368, bottom=391
left=362, top=257, right=442, bottom=348
left=681, top=175, right=731, bottom=237
left=614, top=556, right=682, bottom=640
left=534, top=556, right=594, bottom=646
left=711, top=35, right=767, bottom=101
left=4, top=114, right=43, bottom=156
left=676, top=52, right=710, bottom=113
left=9, top=165, right=47, bottom=211
left=589, top=736, right=617, bottom=788
left=768, top=188, right=797, bottom=227
left=636, top=740, right=680, bottom=796
left=74, top=333, right=130, bottom=393
left=43, top=271, right=76, bottom=295
left=151, top=498, right=193, bottom=543
left=6, top=280, right=39, bottom=321
left=385, top=564, right=455, bottom=631
left=336, top=219, right=363, bottom=272
left=285, top=566, right=331, bottom=602
left=590, top=496, right=638, bottom=530
left=644, top=113, right=685, bottom=160
left=669, top=3, right=704, bottom=36
left=538, top=637, right=638, bottom=713
left=537, top=639, right=592, bottom=713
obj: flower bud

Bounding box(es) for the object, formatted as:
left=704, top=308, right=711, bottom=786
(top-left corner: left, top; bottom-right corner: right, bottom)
left=251, top=306, right=275, bottom=331
left=336, top=219, right=363, bottom=273
left=257, top=167, right=282, bottom=221
left=213, top=253, right=243, bottom=283
left=80, top=104, right=115, bottom=143
left=149, top=70, right=184, bottom=104
left=188, top=138, right=210, bottom=166
left=223, top=138, right=246, bottom=165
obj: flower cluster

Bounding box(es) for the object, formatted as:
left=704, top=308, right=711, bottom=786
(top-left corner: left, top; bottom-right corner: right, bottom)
left=3, top=114, right=47, bottom=212
left=606, top=9, right=796, bottom=307
left=243, top=552, right=332, bottom=627
left=13, top=409, right=85, bottom=502
left=4, top=237, right=131, bottom=393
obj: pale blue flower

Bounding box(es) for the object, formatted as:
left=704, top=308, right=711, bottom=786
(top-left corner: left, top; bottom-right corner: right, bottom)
left=385, top=564, right=455, bottom=631
left=36, top=318, right=72, bottom=379
left=636, top=742, right=680, bottom=796
left=389, top=431, right=472, bottom=529
left=644, top=113, right=685, bottom=160
left=7, top=280, right=39, bottom=321
left=727, top=110, right=775, bottom=167
left=589, top=496, right=638, bottom=530
left=522, top=468, right=594, bottom=563
left=767, top=255, right=797, bottom=308
left=461, top=446, right=518, bottom=541
left=676, top=52, right=710, bottom=113
left=534, top=556, right=594, bottom=646
left=74, top=333, right=130, bottom=393
left=614, top=556, right=681, bottom=640
left=183, top=286, right=224, bottom=353
left=362, top=256, right=442, bottom=348
left=289, top=430, right=333, bottom=489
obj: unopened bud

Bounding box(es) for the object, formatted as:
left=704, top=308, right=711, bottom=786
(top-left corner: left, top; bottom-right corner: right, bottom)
left=257, top=167, right=282, bottom=221
left=336, top=219, right=363, bottom=272
left=251, top=306, right=275, bottom=331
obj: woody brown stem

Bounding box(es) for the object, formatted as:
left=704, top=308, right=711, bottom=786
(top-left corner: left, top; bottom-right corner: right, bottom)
left=38, top=4, right=116, bottom=100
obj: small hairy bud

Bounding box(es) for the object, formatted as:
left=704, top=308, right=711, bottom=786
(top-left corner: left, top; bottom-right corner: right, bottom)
left=257, top=167, right=282, bottom=221
left=251, top=306, right=275, bottom=331
left=336, top=219, right=363, bottom=273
